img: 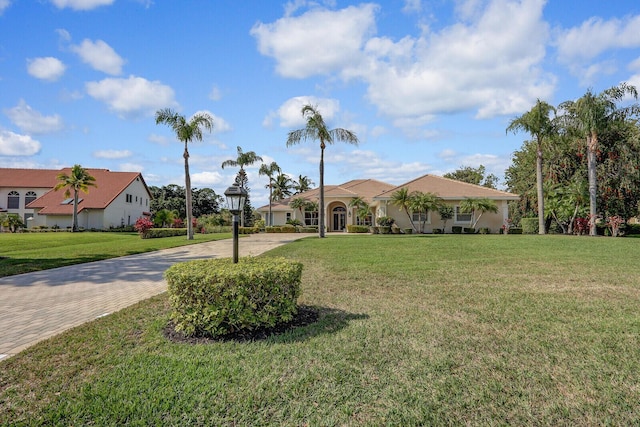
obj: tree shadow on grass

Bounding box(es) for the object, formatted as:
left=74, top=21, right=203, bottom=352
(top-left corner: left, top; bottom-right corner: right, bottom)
left=163, top=305, right=368, bottom=345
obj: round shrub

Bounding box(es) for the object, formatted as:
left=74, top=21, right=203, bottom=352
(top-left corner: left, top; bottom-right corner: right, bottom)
left=165, top=257, right=303, bottom=337
left=521, top=217, right=539, bottom=234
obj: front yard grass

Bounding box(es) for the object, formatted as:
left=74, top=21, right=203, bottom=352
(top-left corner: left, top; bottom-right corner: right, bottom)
left=0, top=231, right=231, bottom=278
left=1, top=235, right=639, bottom=425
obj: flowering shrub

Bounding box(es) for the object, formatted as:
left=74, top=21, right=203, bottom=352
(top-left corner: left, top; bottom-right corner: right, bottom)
left=134, top=217, right=154, bottom=238
left=501, top=218, right=512, bottom=234
left=172, top=218, right=184, bottom=228
left=606, top=215, right=625, bottom=237
left=574, top=217, right=589, bottom=235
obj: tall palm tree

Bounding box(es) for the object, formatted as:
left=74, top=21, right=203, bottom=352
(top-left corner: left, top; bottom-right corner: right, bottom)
left=221, top=146, right=263, bottom=188
left=559, top=83, right=638, bottom=235
left=409, top=191, right=442, bottom=233
left=286, top=104, right=359, bottom=237
left=293, top=174, right=315, bottom=194
left=390, top=187, right=417, bottom=232
left=258, top=161, right=280, bottom=226
left=54, top=164, right=97, bottom=232
left=272, top=173, right=293, bottom=202
left=155, top=108, right=214, bottom=240
left=507, top=99, right=556, bottom=235
left=348, top=196, right=371, bottom=226
left=460, top=197, right=498, bottom=229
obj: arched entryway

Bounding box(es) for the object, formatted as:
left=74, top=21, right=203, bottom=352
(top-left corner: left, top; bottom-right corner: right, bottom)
left=328, top=203, right=347, bottom=232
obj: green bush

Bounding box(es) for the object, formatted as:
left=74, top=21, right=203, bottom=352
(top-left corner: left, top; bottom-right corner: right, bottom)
left=625, top=223, right=640, bottom=235
left=265, top=226, right=281, bottom=233
left=281, top=224, right=296, bottom=233
left=145, top=228, right=187, bottom=238
left=508, top=227, right=523, bottom=234
left=463, top=227, right=476, bottom=234
left=376, top=216, right=395, bottom=227
left=165, top=257, right=303, bottom=337
left=452, top=226, right=463, bottom=234
left=404, top=228, right=414, bottom=234
left=479, top=227, right=491, bottom=234
left=347, top=225, right=369, bottom=233
left=521, top=217, right=539, bottom=234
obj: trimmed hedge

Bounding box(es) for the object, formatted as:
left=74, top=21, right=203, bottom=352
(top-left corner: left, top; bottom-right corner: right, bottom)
left=265, top=225, right=297, bottom=233
left=347, top=225, right=370, bottom=233
left=521, top=217, right=539, bottom=234
left=144, top=228, right=187, bottom=238
left=452, top=226, right=463, bottom=234
left=165, top=257, right=303, bottom=337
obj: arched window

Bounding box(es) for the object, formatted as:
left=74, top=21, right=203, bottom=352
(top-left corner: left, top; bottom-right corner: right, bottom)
left=25, top=191, right=37, bottom=205
left=7, top=191, right=19, bottom=209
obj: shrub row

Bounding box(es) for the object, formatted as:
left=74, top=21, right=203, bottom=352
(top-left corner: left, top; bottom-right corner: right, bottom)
left=521, top=217, right=539, bottom=234
left=265, top=225, right=317, bottom=233
left=165, top=257, right=303, bottom=337
left=346, top=225, right=370, bottom=233
left=144, top=228, right=187, bottom=238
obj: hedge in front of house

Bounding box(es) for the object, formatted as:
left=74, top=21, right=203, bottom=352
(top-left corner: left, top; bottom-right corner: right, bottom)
left=452, top=226, right=463, bottom=234
left=165, top=257, right=303, bottom=337
left=347, top=225, right=370, bottom=233
left=145, top=228, right=187, bottom=238
left=521, top=218, right=539, bottom=234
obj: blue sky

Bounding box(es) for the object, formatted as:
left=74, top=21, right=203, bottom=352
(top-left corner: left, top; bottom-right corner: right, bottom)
left=2, top=0, right=640, bottom=208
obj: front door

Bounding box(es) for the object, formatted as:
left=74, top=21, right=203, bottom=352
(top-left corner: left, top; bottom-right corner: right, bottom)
left=332, top=206, right=346, bottom=231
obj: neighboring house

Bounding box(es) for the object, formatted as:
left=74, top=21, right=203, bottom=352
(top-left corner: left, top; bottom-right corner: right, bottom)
left=0, top=168, right=152, bottom=230
left=257, top=174, right=519, bottom=233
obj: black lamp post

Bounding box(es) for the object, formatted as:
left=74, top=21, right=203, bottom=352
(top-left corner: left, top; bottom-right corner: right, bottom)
left=224, top=183, right=247, bottom=263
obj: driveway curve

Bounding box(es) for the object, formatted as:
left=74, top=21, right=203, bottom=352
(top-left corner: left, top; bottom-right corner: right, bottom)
left=0, top=233, right=305, bottom=360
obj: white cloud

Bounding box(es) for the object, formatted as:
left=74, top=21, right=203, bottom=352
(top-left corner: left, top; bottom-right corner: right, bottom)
left=71, top=39, right=124, bottom=75
left=93, top=149, right=132, bottom=159
left=251, top=3, right=378, bottom=78
left=209, top=85, right=222, bottom=101
left=26, top=57, right=66, bottom=81
left=193, top=110, right=232, bottom=134
left=555, top=14, right=640, bottom=84
left=148, top=133, right=169, bottom=145
left=402, top=0, right=421, bottom=14
left=191, top=170, right=224, bottom=186
left=4, top=100, right=64, bottom=134
left=118, top=162, right=144, bottom=172
left=0, top=130, right=41, bottom=156
left=0, top=0, right=11, bottom=15
left=270, top=96, right=341, bottom=128
left=50, top=0, right=114, bottom=11
left=86, top=75, right=177, bottom=118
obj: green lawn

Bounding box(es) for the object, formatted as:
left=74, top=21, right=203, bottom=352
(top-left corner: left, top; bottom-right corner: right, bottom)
left=0, top=231, right=231, bottom=278
left=1, top=235, right=639, bottom=425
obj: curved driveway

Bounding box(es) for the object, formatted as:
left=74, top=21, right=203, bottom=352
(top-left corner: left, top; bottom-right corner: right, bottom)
left=0, top=233, right=305, bottom=360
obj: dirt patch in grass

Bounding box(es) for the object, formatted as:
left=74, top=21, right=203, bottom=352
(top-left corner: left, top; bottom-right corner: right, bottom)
left=163, top=305, right=320, bottom=344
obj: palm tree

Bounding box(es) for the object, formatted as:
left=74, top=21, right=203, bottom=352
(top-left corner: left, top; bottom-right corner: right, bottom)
left=348, top=196, right=371, bottom=226
left=390, top=187, right=417, bottom=232
left=460, top=197, right=499, bottom=229
left=155, top=108, right=214, bottom=240
left=559, top=83, right=638, bottom=235
left=272, top=173, right=293, bottom=202
left=507, top=99, right=556, bottom=235
left=54, top=164, right=97, bottom=232
left=286, top=104, right=359, bottom=237
left=258, top=161, right=280, bottom=226
left=289, top=197, right=308, bottom=224
left=409, top=191, right=442, bottom=233
left=293, top=174, right=315, bottom=194
left=221, top=146, right=263, bottom=188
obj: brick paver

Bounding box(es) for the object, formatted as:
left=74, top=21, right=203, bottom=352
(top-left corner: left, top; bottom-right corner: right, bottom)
left=0, top=233, right=304, bottom=360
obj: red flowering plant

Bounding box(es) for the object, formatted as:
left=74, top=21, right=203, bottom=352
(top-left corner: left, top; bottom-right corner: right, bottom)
left=134, top=217, right=154, bottom=238
left=172, top=218, right=184, bottom=228
left=574, top=217, right=589, bottom=235
left=606, top=215, right=625, bottom=237
left=501, top=218, right=512, bottom=234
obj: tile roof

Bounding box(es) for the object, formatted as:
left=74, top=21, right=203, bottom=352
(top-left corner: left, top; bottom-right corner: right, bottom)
left=257, top=179, right=396, bottom=211
left=375, top=174, right=519, bottom=200
left=0, top=168, right=151, bottom=215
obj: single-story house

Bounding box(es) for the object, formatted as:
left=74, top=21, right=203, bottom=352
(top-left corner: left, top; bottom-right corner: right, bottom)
left=256, top=174, right=519, bottom=233
left=0, top=168, right=152, bottom=230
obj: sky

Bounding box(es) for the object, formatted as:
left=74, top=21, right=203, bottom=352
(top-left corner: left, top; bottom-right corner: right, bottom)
left=2, top=0, right=640, bottom=209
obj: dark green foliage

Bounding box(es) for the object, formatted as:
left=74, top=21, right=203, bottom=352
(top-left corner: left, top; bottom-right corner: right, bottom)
left=144, top=228, right=188, bottom=238
left=346, top=225, right=369, bottom=233
left=521, top=218, right=540, bottom=234
left=478, top=227, right=491, bottom=234
left=452, top=226, right=463, bottom=234
left=463, top=227, right=476, bottom=234
left=165, top=257, right=303, bottom=337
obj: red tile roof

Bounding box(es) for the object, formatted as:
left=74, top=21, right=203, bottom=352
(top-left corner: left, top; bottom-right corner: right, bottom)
left=0, top=168, right=151, bottom=215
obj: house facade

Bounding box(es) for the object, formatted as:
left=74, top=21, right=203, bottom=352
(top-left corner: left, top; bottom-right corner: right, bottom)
left=0, top=168, right=152, bottom=230
left=256, top=174, right=519, bottom=233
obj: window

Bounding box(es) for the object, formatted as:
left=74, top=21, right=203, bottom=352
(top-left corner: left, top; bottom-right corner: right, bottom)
left=304, top=211, right=318, bottom=226
left=286, top=212, right=292, bottom=222
left=455, top=206, right=472, bottom=223
left=412, top=212, right=428, bottom=222
left=7, top=191, right=19, bottom=209
left=356, top=213, right=373, bottom=226
left=126, top=194, right=132, bottom=203
left=25, top=191, right=37, bottom=205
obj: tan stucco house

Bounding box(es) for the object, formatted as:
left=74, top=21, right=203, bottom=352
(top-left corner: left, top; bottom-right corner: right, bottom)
left=257, top=173, right=519, bottom=233
left=0, top=168, right=152, bottom=230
